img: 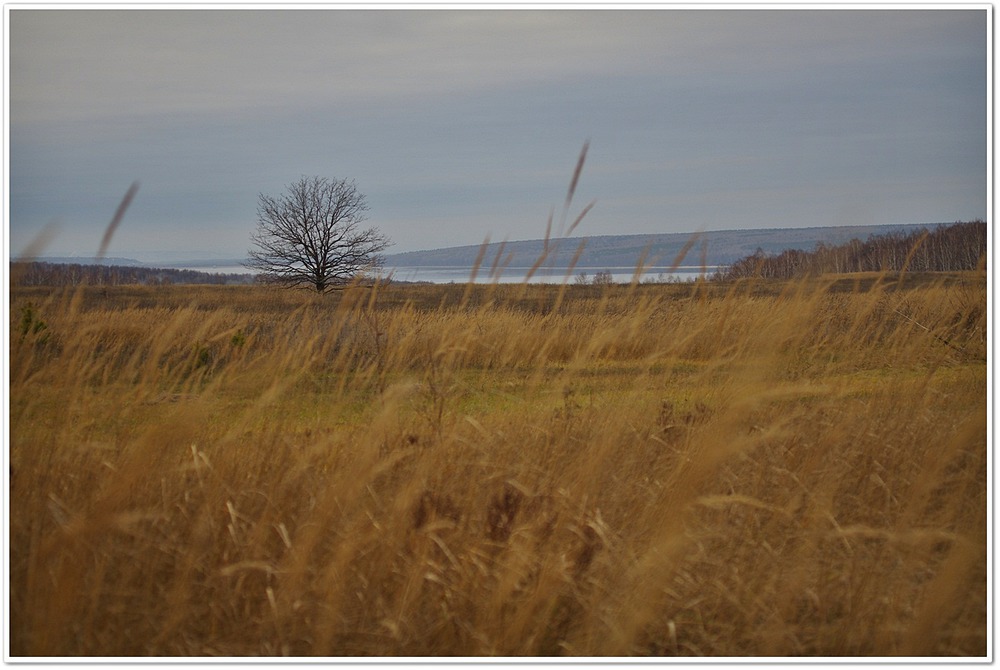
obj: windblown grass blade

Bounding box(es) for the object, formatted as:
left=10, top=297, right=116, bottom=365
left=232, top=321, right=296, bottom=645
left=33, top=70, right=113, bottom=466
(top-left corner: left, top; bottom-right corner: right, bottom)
left=461, top=237, right=490, bottom=308
left=566, top=199, right=596, bottom=238
left=488, top=239, right=510, bottom=282
left=522, top=210, right=554, bottom=286
left=669, top=232, right=702, bottom=273
left=897, top=230, right=931, bottom=286
left=15, top=219, right=60, bottom=262
left=558, top=141, right=590, bottom=238
left=565, top=140, right=589, bottom=214
left=526, top=145, right=593, bottom=286
left=96, top=181, right=140, bottom=260
left=629, top=242, right=654, bottom=288
left=11, top=220, right=60, bottom=284
left=552, top=239, right=588, bottom=313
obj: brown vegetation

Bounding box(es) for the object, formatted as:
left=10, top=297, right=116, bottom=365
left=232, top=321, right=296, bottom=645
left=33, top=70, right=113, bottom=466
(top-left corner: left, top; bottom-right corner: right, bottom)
left=12, top=261, right=253, bottom=287
left=718, top=220, right=986, bottom=280
left=8, top=270, right=987, bottom=657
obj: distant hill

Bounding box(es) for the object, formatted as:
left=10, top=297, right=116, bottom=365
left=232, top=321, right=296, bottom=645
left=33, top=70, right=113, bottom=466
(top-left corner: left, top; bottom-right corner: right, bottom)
left=18, top=256, right=146, bottom=267
left=385, top=223, right=945, bottom=270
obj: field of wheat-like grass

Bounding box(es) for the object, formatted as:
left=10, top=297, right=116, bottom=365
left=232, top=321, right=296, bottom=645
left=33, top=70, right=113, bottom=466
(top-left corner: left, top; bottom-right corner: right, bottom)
left=8, top=272, right=987, bottom=657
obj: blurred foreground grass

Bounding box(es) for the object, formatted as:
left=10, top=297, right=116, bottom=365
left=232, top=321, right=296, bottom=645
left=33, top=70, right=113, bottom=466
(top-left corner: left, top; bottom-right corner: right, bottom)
left=8, top=272, right=987, bottom=656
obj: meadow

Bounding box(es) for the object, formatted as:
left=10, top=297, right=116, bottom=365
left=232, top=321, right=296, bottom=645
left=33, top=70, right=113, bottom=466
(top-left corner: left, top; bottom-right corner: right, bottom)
left=8, top=271, right=988, bottom=657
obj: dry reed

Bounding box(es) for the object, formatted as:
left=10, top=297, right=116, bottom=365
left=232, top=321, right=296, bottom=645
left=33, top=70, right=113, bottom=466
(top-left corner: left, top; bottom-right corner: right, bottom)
left=7, top=265, right=987, bottom=657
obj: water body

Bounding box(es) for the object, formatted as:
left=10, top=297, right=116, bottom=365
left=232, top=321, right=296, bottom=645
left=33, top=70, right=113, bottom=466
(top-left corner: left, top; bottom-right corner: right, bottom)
left=168, top=264, right=254, bottom=275
left=163, top=263, right=718, bottom=285
left=386, top=266, right=717, bottom=285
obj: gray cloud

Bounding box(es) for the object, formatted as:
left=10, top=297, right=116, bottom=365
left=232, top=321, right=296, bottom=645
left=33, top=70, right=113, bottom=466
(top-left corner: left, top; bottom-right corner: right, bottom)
left=9, top=8, right=987, bottom=259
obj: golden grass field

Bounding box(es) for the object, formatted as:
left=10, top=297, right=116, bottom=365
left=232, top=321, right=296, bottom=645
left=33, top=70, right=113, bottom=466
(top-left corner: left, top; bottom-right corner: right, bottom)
left=8, top=271, right=988, bottom=657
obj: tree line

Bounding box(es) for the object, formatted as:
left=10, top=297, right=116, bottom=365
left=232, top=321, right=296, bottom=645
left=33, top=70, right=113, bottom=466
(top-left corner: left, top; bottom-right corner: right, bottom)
left=11, top=261, right=255, bottom=287
left=715, top=220, right=987, bottom=281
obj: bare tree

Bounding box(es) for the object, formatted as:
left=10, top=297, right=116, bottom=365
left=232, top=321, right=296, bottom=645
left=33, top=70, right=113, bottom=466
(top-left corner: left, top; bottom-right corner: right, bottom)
left=245, top=176, right=391, bottom=292
left=592, top=269, right=614, bottom=286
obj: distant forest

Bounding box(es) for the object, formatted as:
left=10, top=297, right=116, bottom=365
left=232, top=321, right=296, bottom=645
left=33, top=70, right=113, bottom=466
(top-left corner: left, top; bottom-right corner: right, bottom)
left=11, top=262, right=255, bottom=287
left=716, top=220, right=987, bottom=281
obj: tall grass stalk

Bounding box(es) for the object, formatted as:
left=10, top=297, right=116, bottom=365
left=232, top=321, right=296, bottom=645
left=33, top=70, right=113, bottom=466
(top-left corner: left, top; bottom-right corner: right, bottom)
left=8, top=267, right=986, bottom=657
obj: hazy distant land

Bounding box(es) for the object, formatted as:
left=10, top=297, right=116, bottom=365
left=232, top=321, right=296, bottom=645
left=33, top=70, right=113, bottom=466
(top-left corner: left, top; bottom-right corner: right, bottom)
left=382, top=223, right=941, bottom=269
left=20, top=223, right=943, bottom=277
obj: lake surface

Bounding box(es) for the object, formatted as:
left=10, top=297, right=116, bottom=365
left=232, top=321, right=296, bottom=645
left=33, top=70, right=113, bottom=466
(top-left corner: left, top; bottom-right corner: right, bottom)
left=168, top=263, right=718, bottom=284
left=168, top=264, right=255, bottom=275
left=386, top=266, right=717, bottom=284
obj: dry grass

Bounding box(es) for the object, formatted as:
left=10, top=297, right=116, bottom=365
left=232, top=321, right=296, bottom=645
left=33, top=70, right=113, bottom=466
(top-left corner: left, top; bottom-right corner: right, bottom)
left=8, top=270, right=987, bottom=657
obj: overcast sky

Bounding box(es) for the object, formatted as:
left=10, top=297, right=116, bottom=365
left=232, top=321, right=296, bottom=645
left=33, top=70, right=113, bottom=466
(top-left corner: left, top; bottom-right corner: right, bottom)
left=7, top=7, right=988, bottom=261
